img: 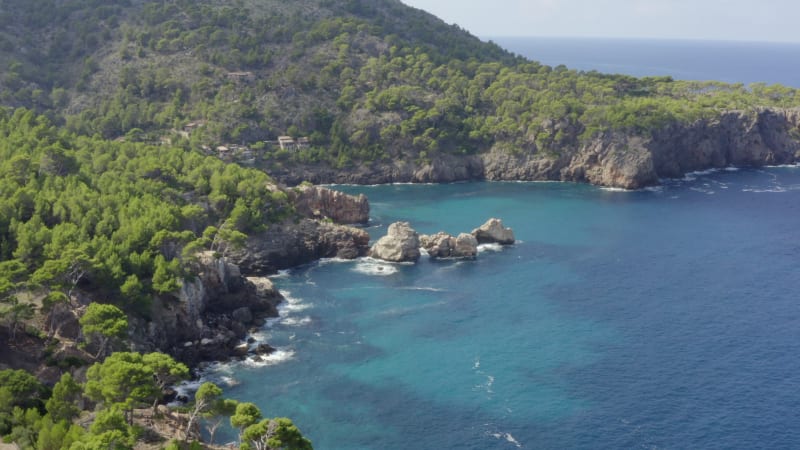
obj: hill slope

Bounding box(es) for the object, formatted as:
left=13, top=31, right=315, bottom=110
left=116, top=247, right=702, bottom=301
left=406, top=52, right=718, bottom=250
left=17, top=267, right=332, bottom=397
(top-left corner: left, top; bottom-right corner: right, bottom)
left=2, top=0, right=799, bottom=188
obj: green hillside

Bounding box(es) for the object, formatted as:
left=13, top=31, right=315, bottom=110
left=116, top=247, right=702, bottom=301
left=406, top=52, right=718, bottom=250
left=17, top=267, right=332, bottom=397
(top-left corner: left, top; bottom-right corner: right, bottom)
left=2, top=0, right=798, bottom=173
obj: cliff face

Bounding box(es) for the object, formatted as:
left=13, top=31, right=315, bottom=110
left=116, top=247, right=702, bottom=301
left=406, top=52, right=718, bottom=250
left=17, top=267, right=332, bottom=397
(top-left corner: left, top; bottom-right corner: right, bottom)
left=129, top=252, right=282, bottom=365
left=648, top=108, right=800, bottom=179
left=273, top=107, right=800, bottom=189
left=228, top=219, right=371, bottom=274
left=291, top=185, right=370, bottom=224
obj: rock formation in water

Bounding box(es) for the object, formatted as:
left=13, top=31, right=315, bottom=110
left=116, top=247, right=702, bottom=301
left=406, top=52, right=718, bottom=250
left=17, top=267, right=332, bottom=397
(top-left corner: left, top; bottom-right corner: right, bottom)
left=369, top=221, right=421, bottom=262
left=472, top=218, right=516, bottom=245
left=420, top=232, right=478, bottom=258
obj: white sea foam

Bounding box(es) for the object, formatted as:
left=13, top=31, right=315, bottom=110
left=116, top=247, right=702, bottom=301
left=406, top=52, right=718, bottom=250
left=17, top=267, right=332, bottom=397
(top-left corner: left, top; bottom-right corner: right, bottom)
left=599, top=186, right=630, bottom=192
left=504, top=433, right=522, bottom=448
left=283, top=302, right=311, bottom=313
left=490, top=432, right=522, bottom=448
left=242, top=349, right=295, bottom=368
left=265, top=316, right=282, bottom=328
left=248, top=329, right=272, bottom=343
left=399, top=286, right=445, bottom=292
left=282, top=316, right=312, bottom=327
left=353, top=259, right=399, bottom=276
left=478, top=243, right=504, bottom=253
left=171, top=379, right=203, bottom=403
left=689, top=187, right=715, bottom=195
left=743, top=187, right=788, bottom=193
left=219, top=375, right=240, bottom=387
left=318, top=257, right=353, bottom=266
left=765, top=163, right=800, bottom=169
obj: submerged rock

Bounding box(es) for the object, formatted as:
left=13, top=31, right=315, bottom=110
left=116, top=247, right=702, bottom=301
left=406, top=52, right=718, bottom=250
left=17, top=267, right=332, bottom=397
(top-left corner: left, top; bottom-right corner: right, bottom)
left=472, top=218, right=515, bottom=245
left=370, top=222, right=421, bottom=262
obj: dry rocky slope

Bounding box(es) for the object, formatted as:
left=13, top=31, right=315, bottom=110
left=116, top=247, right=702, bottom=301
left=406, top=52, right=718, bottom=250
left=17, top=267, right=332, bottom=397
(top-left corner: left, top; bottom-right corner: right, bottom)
left=274, top=108, right=800, bottom=189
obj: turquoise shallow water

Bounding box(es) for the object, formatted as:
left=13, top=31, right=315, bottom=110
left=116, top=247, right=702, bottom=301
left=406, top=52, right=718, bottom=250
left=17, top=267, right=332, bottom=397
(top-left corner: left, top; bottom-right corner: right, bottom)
left=210, top=167, right=800, bottom=449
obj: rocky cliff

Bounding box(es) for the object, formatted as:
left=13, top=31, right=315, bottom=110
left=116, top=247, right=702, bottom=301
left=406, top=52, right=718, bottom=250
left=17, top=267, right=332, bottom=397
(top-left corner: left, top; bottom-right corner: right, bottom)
left=129, top=252, right=283, bottom=365
left=228, top=219, right=371, bottom=274
left=273, top=107, right=800, bottom=189
left=291, top=185, right=370, bottom=224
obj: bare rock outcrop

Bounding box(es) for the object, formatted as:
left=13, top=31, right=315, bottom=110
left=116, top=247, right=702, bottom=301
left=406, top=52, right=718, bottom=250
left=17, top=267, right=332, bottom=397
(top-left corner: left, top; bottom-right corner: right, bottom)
left=369, top=222, right=421, bottom=262
left=292, top=185, right=370, bottom=224
left=129, top=252, right=283, bottom=365
left=420, top=232, right=478, bottom=258
left=648, top=108, right=800, bottom=178
left=472, top=218, right=516, bottom=245
left=229, top=219, right=371, bottom=274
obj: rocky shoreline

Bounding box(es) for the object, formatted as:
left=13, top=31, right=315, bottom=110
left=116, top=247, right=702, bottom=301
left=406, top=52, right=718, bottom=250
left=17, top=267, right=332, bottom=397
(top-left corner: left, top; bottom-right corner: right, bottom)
left=270, top=107, right=800, bottom=190
left=33, top=105, right=800, bottom=374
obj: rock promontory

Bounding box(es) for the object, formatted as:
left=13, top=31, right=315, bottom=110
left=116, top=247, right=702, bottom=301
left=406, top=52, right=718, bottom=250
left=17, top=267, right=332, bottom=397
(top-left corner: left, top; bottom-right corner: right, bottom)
left=229, top=218, right=371, bottom=274
left=369, top=222, right=421, bottom=262
left=472, top=218, right=516, bottom=245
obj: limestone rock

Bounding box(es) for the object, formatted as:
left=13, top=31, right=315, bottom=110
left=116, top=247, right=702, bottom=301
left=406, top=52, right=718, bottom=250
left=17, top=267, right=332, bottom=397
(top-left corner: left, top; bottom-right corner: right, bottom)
left=129, top=252, right=284, bottom=367
left=420, top=232, right=477, bottom=258
left=370, top=222, right=421, bottom=262
left=472, top=218, right=515, bottom=245
left=229, top=219, right=370, bottom=274
left=293, top=185, right=370, bottom=224
left=454, top=233, right=479, bottom=257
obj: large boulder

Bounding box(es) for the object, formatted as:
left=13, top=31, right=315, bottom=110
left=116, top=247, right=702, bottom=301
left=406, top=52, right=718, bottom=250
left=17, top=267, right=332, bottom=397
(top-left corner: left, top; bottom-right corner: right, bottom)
left=370, top=222, right=421, bottom=262
left=471, top=218, right=515, bottom=245
left=292, top=185, right=370, bottom=224
left=453, top=233, right=479, bottom=257
left=420, top=232, right=477, bottom=258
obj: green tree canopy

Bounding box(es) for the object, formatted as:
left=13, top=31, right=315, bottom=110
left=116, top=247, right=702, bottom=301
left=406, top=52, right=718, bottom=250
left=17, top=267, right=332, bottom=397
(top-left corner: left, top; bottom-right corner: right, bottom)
left=79, top=303, right=128, bottom=358
left=84, top=352, right=158, bottom=422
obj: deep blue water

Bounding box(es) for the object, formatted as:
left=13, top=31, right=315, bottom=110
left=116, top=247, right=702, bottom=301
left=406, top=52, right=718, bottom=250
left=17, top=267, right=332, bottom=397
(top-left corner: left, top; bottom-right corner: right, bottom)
left=208, top=167, right=800, bottom=449
left=492, top=37, right=800, bottom=88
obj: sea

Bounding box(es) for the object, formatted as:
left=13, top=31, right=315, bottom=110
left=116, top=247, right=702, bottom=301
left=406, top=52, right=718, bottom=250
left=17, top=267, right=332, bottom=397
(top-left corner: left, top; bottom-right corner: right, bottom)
left=198, top=40, right=800, bottom=449
left=493, top=37, right=800, bottom=88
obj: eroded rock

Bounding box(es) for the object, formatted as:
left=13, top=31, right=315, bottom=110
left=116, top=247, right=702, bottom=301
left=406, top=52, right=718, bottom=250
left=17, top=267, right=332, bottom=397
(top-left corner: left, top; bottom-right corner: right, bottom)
left=420, top=232, right=478, bottom=258
left=370, top=222, right=421, bottom=262
left=292, top=185, right=370, bottom=224
left=472, top=218, right=515, bottom=245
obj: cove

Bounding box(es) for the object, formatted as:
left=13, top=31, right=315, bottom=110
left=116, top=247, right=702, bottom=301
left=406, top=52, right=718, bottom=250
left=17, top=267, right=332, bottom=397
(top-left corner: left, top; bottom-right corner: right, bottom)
left=211, top=167, right=800, bottom=449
